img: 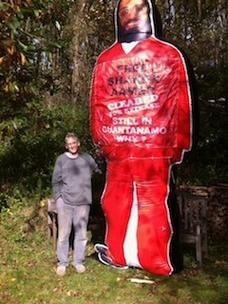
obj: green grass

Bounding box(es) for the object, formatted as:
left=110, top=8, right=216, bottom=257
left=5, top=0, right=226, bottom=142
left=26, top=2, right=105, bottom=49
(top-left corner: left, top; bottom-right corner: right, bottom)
left=0, top=201, right=227, bottom=304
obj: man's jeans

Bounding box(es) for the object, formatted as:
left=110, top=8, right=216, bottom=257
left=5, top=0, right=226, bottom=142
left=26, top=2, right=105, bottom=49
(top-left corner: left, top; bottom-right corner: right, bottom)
left=56, top=197, right=90, bottom=267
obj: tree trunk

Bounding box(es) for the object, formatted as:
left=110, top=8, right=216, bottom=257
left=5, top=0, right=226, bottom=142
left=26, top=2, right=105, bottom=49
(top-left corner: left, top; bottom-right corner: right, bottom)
left=71, top=0, right=95, bottom=103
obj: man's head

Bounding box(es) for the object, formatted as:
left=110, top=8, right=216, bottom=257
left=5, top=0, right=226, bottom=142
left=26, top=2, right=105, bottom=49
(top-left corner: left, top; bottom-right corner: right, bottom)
left=119, top=0, right=149, bottom=31
left=65, top=133, right=80, bottom=155
left=116, top=0, right=153, bottom=42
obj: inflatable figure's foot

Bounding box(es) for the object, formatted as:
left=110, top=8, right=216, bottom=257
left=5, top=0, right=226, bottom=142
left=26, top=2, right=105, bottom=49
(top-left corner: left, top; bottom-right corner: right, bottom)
left=94, top=243, right=108, bottom=255
left=98, top=252, right=129, bottom=269
left=94, top=243, right=129, bottom=270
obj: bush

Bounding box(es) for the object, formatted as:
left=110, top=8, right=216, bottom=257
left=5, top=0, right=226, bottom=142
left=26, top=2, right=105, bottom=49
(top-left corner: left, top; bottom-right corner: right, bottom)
left=0, top=99, right=95, bottom=206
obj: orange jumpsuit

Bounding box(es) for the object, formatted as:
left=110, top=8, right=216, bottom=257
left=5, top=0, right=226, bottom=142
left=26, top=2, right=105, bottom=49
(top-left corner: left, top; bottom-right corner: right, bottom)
left=90, top=6, right=192, bottom=276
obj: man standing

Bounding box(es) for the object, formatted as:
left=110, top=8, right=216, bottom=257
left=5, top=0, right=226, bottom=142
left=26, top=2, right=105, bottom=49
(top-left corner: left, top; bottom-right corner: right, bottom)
left=52, top=133, right=100, bottom=276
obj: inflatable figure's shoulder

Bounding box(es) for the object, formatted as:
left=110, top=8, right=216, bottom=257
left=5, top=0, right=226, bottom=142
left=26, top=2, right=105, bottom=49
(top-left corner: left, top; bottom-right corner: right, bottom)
left=147, top=37, right=184, bottom=60
left=96, top=42, right=122, bottom=65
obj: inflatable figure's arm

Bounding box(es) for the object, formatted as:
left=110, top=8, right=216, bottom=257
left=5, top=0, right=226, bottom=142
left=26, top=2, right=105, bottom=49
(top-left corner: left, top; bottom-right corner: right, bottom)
left=172, top=52, right=193, bottom=164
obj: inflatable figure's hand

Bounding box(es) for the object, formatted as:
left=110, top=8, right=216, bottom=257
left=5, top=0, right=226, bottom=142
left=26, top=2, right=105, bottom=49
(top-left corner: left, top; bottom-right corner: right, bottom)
left=171, top=149, right=183, bottom=164
left=95, top=146, right=102, bottom=157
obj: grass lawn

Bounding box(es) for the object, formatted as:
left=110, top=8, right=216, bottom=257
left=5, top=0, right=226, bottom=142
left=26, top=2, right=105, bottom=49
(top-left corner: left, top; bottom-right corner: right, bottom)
left=0, top=201, right=227, bottom=304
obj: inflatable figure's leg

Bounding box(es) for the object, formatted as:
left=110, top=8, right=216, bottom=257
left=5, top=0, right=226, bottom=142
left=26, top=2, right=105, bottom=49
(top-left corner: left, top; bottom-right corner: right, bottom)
left=166, top=168, right=183, bottom=273
left=132, top=158, right=175, bottom=275
left=101, top=160, right=133, bottom=266
left=96, top=158, right=182, bottom=275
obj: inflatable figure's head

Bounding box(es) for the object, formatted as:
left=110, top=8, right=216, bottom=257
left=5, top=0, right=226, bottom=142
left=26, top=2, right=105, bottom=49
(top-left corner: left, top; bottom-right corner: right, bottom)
left=116, top=0, right=155, bottom=42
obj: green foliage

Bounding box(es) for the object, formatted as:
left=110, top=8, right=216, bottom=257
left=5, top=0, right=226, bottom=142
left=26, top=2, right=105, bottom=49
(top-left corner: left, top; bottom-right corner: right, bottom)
left=0, top=0, right=228, bottom=197
left=0, top=100, right=93, bottom=202
left=0, top=0, right=73, bottom=103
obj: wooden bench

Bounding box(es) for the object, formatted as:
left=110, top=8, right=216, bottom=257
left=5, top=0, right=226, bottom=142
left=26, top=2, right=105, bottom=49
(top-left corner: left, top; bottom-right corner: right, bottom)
left=177, top=186, right=208, bottom=265
left=47, top=198, right=58, bottom=250
left=47, top=198, right=74, bottom=250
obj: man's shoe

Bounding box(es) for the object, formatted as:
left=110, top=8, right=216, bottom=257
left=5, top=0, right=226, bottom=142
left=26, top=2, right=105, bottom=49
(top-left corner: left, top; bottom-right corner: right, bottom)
left=56, top=265, right=66, bottom=276
left=98, top=252, right=129, bottom=270
left=75, top=264, right=86, bottom=273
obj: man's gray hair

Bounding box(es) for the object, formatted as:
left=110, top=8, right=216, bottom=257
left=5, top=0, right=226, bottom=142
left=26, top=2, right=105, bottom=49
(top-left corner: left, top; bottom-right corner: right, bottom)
left=64, top=132, right=79, bottom=144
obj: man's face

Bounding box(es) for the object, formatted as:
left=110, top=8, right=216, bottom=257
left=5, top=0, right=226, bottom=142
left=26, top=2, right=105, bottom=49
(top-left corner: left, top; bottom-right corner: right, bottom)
left=118, top=0, right=149, bottom=32
left=65, top=137, right=80, bottom=155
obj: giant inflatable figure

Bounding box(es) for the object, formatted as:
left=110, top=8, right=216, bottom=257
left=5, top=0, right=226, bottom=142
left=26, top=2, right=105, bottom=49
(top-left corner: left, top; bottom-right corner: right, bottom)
left=90, top=0, right=193, bottom=276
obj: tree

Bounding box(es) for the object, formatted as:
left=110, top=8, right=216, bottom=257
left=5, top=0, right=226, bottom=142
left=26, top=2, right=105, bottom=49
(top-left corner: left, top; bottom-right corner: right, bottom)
left=69, top=0, right=116, bottom=103
left=0, top=0, right=227, bottom=189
